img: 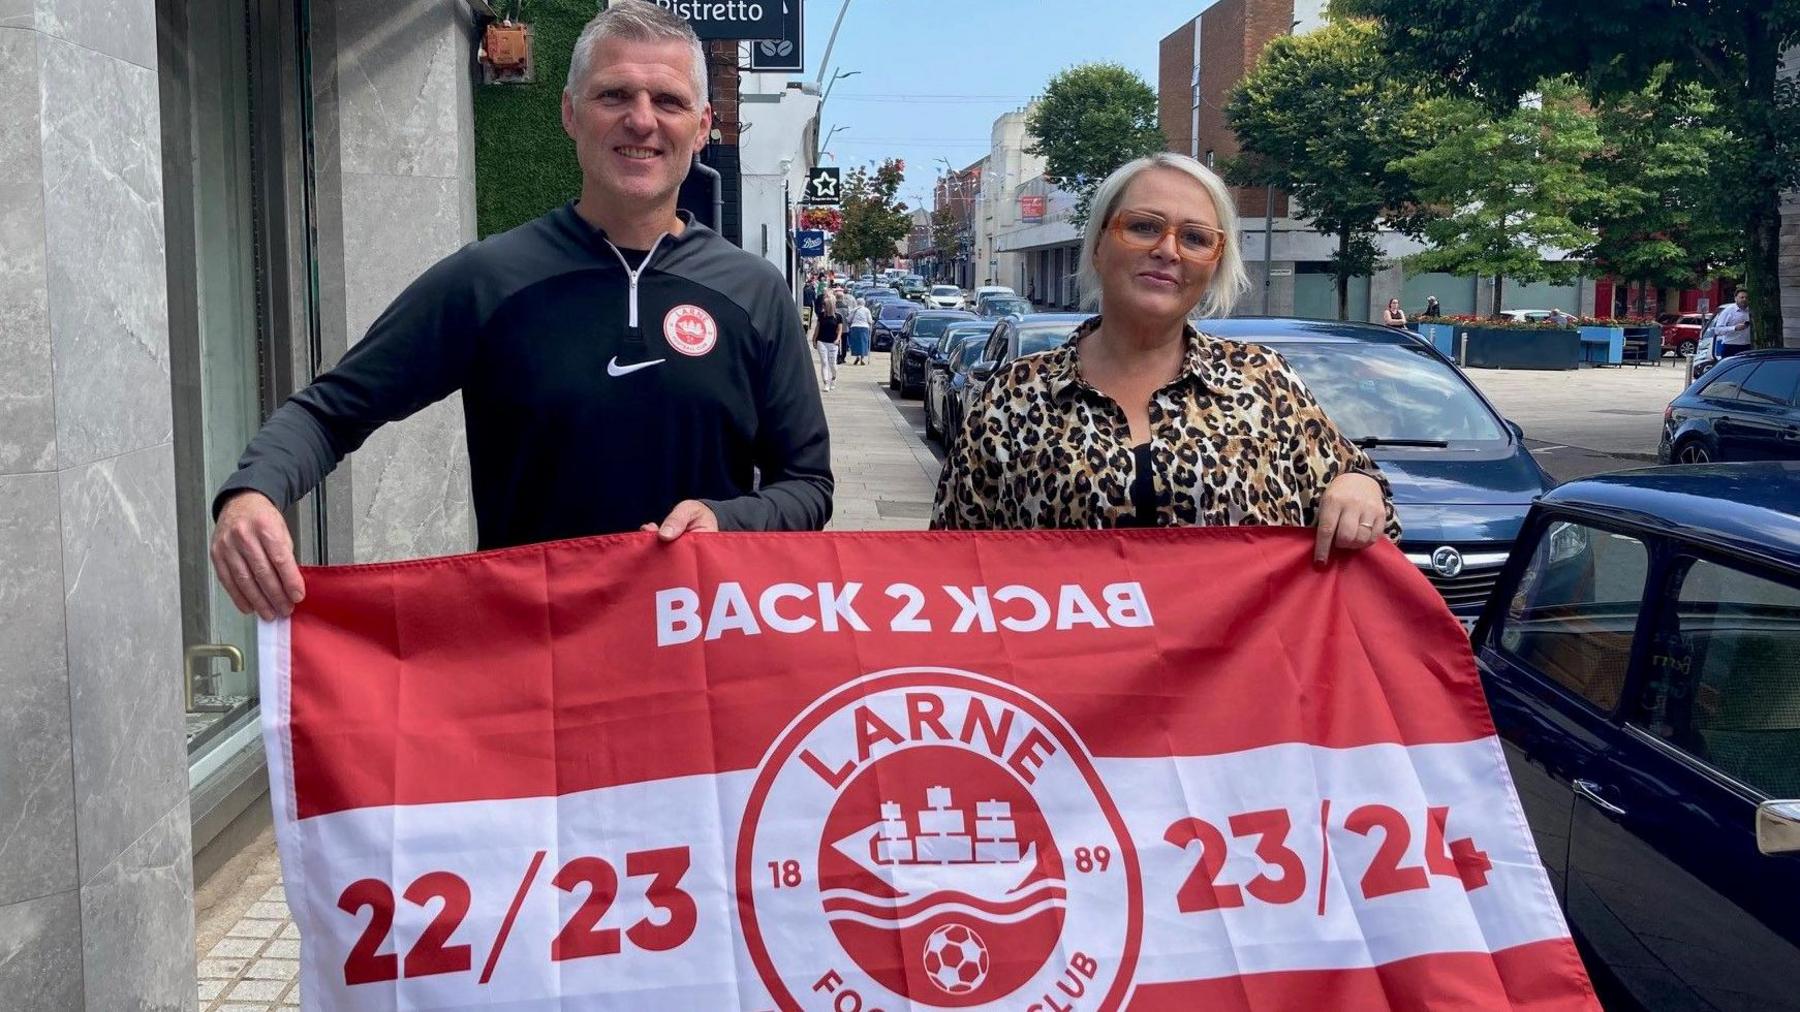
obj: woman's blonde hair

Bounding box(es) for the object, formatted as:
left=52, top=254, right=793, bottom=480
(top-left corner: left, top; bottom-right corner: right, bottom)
left=1075, top=152, right=1248, bottom=319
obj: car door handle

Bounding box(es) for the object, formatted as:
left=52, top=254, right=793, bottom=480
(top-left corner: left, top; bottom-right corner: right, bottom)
left=1573, top=779, right=1627, bottom=817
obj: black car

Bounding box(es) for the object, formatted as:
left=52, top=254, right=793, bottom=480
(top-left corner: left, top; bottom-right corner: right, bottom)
left=870, top=299, right=919, bottom=353
left=933, top=325, right=1001, bottom=448
left=1203, top=319, right=1555, bottom=623
left=890, top=310, right=977, bottom=397
left=1470, top=464, right=1800, bottom=1009
left=1659, top=349, right=1800, bottom=464
left=923, top=321, right=997, bottom=439
left=961, top=314, right=1090, bottom=424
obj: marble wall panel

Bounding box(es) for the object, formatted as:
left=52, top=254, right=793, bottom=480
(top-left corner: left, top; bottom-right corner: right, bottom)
left=339, top=170, right=474, bottom=561
left=0, top=2, right=29, bottom=28
left=0, top=28, right=55, bottom=474
left=335, top=0, right=466, bottom=179
left=0, top=889, right=82, bottom=1008
left=60, top=443, right=185, bottom=882
left=0, top=474, right=76, bottom=909
left=79, top=802, right=193, bottom=1010
left=34, top=0, right=156, bottom=70
left=40, top=34, right=171, bottom=469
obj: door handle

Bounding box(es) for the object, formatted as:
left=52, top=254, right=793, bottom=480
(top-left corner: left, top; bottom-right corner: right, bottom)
left=1573, top=779, right=1627, bottom=817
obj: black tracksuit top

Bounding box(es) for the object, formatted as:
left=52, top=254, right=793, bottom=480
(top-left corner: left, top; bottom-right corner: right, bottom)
left=214, top=204, right=833, bottom=550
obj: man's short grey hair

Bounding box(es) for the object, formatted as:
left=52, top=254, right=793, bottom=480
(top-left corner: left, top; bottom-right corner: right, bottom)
left=1075, top=152, right=1249, bottom=320
left=565, top=1, right=709, bottom=105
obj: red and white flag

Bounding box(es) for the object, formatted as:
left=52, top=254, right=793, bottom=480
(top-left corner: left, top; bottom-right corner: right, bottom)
left=261, top=528, right=1598, bottom=1010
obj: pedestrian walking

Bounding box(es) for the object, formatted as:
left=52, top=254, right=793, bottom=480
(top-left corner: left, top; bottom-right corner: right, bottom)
left=207, top=0, right=833, bottom=619
left=932, top=152, right=1398, bottom=564
left=1383, top=298, right=1408, bottom=329
left=1714, top=287, right=1753, bottom=357
left=847, top=299, right=874, bottom=364
left=810, top=295, right=843, bottom=390
left=1420, top=295, right=1441, bottom=319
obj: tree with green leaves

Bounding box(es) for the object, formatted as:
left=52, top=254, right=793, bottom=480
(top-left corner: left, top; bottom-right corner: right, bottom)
left=829, top=159, right=913, bottom=274
left=1393, top=77, right=1607, bottom=314
left=1578, top=71, right=1740, bottom=314
left=1339, top=0, right=1797, bottom=345
left=930, top=204, right=960, bottom=278
left=1025, top=63, right=1165, bottom=229
left=1225, top=19, right=1438, bottom=320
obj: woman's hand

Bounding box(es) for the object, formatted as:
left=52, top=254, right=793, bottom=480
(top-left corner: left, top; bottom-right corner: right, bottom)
left=1314, top=473, right=1387, bottom=564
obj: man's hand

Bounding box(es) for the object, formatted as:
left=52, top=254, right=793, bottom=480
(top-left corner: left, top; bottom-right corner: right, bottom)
left=210, top=491, right=305, bottom=620
left=641, top=500, right=719, bottom=542
left=1314, top=473, right=1388, bottom=565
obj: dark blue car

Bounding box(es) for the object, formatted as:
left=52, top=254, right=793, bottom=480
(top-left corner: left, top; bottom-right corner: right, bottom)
left=1469, top=463, right=1800, bottom=1009
left=1206, top=319, right=1556, bottom=622
left=1659, top=348, right=1800, bottom=464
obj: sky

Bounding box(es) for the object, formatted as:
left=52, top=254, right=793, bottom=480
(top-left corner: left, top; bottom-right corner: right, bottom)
left=788, top=0, right=1208, bottom=212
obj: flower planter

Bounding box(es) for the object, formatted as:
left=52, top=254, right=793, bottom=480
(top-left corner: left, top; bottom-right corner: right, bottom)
left=1416, top=322, right=1457, bottom=358
left=1440, top=326, right=1581, bottom=370
left=1578, top=325, right=1624, bottom=365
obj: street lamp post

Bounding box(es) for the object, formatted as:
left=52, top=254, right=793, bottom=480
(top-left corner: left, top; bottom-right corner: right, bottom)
left=1262, top=19, right=1301, bottom=316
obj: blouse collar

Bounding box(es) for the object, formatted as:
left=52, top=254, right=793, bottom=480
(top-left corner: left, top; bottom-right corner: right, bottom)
left=1047, top=315, right=1230, bottom=399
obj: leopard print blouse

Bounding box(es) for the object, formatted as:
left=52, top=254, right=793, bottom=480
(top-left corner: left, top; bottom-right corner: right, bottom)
left=931, top=316, right=1402, bottom=536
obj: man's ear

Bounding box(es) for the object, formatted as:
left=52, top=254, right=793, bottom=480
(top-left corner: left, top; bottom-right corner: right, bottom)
left=561, top=90, right=575, bottom=139
left=694, top=103, right=714, bottom=157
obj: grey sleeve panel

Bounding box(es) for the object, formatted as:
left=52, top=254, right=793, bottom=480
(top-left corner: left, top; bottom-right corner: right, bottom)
left=672, top=241, right=834, bottom=532
left=211, top=242, right=488, bottom=519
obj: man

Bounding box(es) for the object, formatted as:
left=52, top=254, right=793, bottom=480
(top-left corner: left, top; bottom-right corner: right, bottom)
left=1713, top=287, right=1753, bottom=357
left=1420, top=295, right=1441, bottom=319
left=209, top=0, right=831, bottom=621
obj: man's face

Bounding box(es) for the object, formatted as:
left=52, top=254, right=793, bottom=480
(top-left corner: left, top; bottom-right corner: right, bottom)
left=1736, top=291, right=1750, bottom=309
left=562, top=36, right=711, bottom=211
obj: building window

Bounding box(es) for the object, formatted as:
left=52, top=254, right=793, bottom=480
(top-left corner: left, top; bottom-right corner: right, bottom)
left=1204, top=150, right=1215, bottom=168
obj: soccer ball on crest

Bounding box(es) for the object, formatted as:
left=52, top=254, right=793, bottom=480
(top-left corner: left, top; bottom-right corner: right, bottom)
left=921, top=923, right=990, bottom=994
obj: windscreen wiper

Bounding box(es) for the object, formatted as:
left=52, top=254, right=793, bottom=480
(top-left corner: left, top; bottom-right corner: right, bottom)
left=1353, top=437, right=1450, bottom=448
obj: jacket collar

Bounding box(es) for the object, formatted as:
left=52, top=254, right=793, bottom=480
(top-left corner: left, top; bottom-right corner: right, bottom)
left=1047, top=315, right=1230, bottom=399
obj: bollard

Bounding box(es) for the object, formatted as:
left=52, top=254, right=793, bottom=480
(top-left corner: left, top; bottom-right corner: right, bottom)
left=1459, top=333, right=1468, bottom=367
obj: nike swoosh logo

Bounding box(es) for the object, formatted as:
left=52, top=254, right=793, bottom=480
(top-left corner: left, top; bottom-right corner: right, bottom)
left=606, top=356, right=666, bottom=377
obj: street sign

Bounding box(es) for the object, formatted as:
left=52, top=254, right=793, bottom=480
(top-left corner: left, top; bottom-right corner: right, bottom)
left=746, top=0, right=802, bottom=72
left=651, top=0, right=782, bottom=40
left=1019, top=195, right=1046, bottom=223
left=795, top=229, right=826, bottom=257
left=1268, top=267, right=1293, bottom=277
left=801, top=166, right=841, bottom=206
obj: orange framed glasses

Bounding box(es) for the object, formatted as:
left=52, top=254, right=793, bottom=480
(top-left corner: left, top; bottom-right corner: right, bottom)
left=1107, top=210, right=1227, bottom=264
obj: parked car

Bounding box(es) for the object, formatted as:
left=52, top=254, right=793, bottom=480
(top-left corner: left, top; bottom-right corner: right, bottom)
left=928, top=285, right=967, bottom=310
left=973, top=284, right=1015, bottom=303
left=926, top=321, right=999, bottom=442
left=1658, top=349, right=1800, bottom=464
left=1469, top=463, right=1800, bottom=1010
left=869, top=299, right=919, bottom=352
left=1206, top=318, right=1556, bottom=623
left=890, top=310, right=977, bottom=397
left=1498, top=309, right=1557, bottom=323
left=1687, top=316, right=1725, bottom=384
left=1657, top=312, right=1710, bottom=358
left=961, top=313, right=1090, bottom=427
left=977, top=295, right=1033, bottom=318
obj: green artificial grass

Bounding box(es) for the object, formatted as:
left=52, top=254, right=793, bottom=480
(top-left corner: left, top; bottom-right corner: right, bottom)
left=472, top=1, right=593, bottom=238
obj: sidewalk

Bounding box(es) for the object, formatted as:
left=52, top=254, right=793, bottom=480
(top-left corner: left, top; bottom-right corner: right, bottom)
left=1462, top=361, right=1688, bottom=459
left=192, top=351, right=940, bottom=1009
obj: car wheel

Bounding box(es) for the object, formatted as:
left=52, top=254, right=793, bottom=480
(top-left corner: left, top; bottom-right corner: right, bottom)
left=1677, top=339, right=1696, bottom=357
left=1675, top=439, right=1712, bottom=464
left=888, top=356, right=900, bottom=391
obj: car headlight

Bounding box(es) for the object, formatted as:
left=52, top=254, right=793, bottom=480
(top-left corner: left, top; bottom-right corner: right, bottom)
left=1545, top=521, right=1588, bottom=564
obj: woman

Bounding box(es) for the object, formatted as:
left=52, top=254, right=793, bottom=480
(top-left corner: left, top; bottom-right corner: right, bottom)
left=1383, top=298, right=1408, bottom=329
left=932, top=152, right=1398, bottom=562
left=808, top=295, right=842, bottom=392
left=847, top=298, right=874, bottom=365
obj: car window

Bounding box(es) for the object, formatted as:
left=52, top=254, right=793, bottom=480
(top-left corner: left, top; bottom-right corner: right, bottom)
left=1735, top=360, right=1800, bottom=407
left=949, top=335, right=987, bottom=373
left=1635, top=559, right=1800, bottom=797
left=1271, top=342, right=1507, bottom=444
left=1018, top=321, right=1082, bottom=356
left=1497, top=521, right=1649, bottom=712
left=910, top=316, right=958, bottom=343
left=1699, top=360, right=1756, bottom=400
left=880, top=303, right=914, bottom=321
left=982, top=326, right=1009, bottom=366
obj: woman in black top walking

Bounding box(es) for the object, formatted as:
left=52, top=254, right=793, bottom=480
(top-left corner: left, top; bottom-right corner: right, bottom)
left=809, top=296, right=843, bottom=391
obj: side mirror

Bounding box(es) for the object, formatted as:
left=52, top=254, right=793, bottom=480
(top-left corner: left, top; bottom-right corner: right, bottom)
left=1506, top=419, right=1525, bottom=440
left=970, top=361, right=997, bottom=382
left=1758, top=800, right=1800, bottom=854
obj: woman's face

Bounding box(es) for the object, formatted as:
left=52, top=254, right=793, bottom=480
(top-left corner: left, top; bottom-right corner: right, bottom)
left=1092, top=168, right=1221, bottom=323
left=1388, top=300, right=1399, bottom=310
